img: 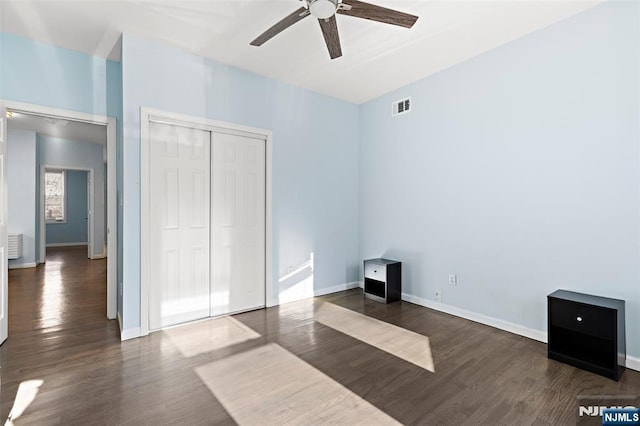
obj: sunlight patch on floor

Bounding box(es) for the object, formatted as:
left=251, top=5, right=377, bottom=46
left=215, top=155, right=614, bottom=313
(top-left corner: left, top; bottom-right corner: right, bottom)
left=278, top=253, right=314, bottom=304
left=5, top=379, right=44, bottom=425
left=163, top=316, right=261, bottom=358
left=315, top=302, right=435, bottom=372
left=195, top=343, right=400, bottom=425
left=41, top=272, right=64, bottom=328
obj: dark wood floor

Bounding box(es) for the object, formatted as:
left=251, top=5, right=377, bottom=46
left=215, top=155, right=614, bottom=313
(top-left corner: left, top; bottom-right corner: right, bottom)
left=1, top=247, right=639, bottom=425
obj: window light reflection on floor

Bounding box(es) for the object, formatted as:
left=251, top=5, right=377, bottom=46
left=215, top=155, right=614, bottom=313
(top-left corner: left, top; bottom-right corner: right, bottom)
left=195, top=343, right=401, bottom=425
left=163, top=316, right=261, bottom=358
left=40, top=272, right=65, bottom=329
left=315, top=302, right=436, bottom=372
left=5, top=379, right=44, bottom=425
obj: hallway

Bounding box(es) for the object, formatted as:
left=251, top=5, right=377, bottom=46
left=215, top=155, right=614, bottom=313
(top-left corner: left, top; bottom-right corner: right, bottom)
left=1, top=247, right=120, bottom=423
left=6, top=246, right=112, bottom=337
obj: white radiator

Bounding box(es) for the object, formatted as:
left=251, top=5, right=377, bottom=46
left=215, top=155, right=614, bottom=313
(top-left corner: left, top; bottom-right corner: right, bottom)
left=8, top=233, right=22, bottom=260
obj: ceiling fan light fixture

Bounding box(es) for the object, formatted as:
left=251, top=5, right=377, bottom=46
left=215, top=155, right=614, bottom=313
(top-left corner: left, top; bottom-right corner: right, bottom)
left=308, top=0, right=338, bottom=20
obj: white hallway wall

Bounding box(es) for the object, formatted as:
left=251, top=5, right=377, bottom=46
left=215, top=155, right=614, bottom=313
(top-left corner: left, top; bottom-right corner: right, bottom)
left=7, top=128, right=37, bottom=268
left=359, top=1, right=640, bottom=358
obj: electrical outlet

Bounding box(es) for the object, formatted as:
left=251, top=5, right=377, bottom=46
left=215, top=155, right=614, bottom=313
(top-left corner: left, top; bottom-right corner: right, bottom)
left=435, top=290, right=442, bottom=302
left=448, top=274, right=457, bottom=286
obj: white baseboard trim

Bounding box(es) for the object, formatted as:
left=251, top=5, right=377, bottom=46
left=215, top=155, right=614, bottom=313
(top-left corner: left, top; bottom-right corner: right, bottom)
left=91, top=254, right=106, bottom=259
left=624, top=355, right=640, bottom=371
left=8, top=262, right=37, bottom=269
left=271, top=282, right=362, bottom=307
left=402, top=292, right=640, bottom=373
left=46, top=242, right=87, bottom=247
left=314, top=281, right=361, bottom=297
left=121, top=326, right=141, bottom=341
left=118, top=313, right=141, bottom=341
left=401, top=292, right=548, bottom=343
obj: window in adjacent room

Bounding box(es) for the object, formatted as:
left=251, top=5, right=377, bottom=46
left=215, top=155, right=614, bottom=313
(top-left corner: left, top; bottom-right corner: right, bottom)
left=45, top=170, right=66, bottom=222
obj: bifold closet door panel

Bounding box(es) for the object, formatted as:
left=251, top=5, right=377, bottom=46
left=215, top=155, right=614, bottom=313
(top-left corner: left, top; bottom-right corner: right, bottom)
left=149, top=122, right=211, bottom=330
left=211, top=132, right=266, bottom=316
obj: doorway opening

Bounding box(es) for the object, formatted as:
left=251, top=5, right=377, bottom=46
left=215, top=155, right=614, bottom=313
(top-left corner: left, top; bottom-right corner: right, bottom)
left=40, top=167, right=93, bottom=261
left=2, top=101, right=117, bottom=347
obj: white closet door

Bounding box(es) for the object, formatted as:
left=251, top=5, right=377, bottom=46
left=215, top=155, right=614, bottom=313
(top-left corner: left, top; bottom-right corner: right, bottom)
left=211, top=132, right=266, bottom=316
left=149, top=122, right=211, bottom=330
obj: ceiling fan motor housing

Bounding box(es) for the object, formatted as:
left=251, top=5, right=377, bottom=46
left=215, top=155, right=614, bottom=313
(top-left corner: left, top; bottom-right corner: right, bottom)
left=308, top=0, right=338, bottom=19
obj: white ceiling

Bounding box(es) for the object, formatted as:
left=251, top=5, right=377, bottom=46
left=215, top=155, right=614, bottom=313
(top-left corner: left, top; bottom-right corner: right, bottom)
left=7, top=112, right=107, bottom=146
left=0, top=0, right=603, bottom=104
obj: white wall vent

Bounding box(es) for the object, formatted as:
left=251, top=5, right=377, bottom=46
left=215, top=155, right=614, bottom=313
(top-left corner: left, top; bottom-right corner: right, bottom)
left=8, top=233, right=22, bottom=260
left=392, top=97, right=411, bottom=117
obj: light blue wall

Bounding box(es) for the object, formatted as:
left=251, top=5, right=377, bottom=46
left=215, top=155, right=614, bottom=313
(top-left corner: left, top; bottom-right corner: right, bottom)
left=1, top=33, right=110, bottom=115
left=46, top=170, right=88, bottom=245
left=359, top=1, right=640, bottom=357
left=7, top=128, right=37, bottom=267
left=38, top=135, right=105, bottom=257
left=121, top=33, right=360, bottom=331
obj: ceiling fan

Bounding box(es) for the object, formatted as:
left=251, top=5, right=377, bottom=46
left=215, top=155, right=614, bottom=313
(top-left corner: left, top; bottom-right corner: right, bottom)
left=250, top=0, right=419, bottom=60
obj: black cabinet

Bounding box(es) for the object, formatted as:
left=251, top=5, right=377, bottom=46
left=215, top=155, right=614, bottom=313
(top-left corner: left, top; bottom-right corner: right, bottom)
left=363, top=258, right=401, bottom=303
left=548, top=290, right=625, bottom=381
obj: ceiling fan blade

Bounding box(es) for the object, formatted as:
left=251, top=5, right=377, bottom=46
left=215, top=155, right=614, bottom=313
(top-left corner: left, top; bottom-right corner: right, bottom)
left=338, top=0, right=418, bottom=28
left=318, top=15, right=342, bottom=59
left=250, top=7, right=310, bottom=46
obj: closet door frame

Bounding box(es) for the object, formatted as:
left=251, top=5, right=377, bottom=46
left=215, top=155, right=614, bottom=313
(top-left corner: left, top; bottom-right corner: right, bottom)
left=140, top=107, right=273, bottom=337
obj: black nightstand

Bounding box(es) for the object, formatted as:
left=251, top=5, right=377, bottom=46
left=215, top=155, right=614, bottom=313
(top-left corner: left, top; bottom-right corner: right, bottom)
left=547, top=290, right=625, bottom=381
left=363, top=258, right=401, bottom=303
